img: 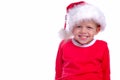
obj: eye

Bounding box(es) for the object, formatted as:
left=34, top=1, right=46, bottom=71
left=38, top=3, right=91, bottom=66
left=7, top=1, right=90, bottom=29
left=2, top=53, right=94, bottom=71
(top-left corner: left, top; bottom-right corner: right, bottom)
left=76, top=26, right=82, bottom=28
left=87, top=26, right=93, bottom=29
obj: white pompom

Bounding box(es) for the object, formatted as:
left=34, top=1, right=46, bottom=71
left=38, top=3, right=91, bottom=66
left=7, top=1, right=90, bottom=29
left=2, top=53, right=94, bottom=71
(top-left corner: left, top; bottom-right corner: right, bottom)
left=58, top=28, right=72, bottom=40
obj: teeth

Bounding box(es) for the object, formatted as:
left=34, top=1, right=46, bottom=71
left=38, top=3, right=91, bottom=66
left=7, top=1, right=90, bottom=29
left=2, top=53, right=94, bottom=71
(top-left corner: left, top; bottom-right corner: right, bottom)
left=79, top=35, right=87, bottom=39
left=81, top=37, right=87, bottom=39
left=81, top=36, right=87, bottom=38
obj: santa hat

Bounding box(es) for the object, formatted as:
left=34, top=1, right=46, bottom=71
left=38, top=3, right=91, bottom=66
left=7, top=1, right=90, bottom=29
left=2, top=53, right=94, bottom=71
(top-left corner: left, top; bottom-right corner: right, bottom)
left=59, top=1, right=106, bottom=39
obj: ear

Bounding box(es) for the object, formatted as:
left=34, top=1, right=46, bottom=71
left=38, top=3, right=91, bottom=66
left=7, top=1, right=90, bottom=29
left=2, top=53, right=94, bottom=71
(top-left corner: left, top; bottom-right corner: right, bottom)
left=96, top=26, right=101, bottom=35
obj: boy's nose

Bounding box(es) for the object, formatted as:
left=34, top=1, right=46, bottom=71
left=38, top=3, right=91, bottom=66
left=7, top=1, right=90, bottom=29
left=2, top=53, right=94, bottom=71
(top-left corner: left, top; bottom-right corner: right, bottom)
left=80, top=28, right=87, bottom=33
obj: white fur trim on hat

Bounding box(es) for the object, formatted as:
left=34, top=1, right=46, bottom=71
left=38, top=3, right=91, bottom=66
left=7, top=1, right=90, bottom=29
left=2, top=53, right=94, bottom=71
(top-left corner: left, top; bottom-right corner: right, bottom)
left=66, top=4, right=106, bottom=31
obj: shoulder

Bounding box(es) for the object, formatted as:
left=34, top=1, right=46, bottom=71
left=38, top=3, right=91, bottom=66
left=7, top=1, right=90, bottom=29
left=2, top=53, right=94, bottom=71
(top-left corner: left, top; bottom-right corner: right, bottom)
left=59, top=39, right=72, bottom=48
left=95, top=39, right=108, bottom=47
left=93, top=40, right=109, bottom=54
left=96, top=39, right=107, bottom=44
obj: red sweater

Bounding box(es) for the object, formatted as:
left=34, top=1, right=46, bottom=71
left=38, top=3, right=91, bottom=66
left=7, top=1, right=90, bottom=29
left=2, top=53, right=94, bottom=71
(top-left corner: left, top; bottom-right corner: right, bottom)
left=55, top=39, right=110, bottom=80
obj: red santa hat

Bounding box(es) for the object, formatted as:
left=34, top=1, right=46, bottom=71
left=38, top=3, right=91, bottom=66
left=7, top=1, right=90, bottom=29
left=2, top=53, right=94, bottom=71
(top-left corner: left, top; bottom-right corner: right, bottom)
left=59, top=1, right=106, bottom=39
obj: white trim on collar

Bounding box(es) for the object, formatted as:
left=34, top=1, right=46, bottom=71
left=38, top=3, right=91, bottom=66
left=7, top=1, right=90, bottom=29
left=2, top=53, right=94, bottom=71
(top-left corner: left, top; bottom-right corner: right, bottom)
left=72, top=38, right=96, bottom=47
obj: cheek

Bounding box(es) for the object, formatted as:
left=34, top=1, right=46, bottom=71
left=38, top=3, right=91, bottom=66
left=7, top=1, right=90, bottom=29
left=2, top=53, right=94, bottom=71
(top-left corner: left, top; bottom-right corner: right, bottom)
left=89, top=31, right=97, bottom=36
left=72, top=30, right=79, bottom=37
left=92, top=32, right=98, bottom=36
left=72, top=28, right=77, bottom=34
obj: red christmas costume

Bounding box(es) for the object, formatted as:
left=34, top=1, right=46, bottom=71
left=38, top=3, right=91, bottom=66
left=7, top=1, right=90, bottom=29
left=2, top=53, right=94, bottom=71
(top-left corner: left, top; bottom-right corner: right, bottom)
left=55, top=39, right=110, bottom=80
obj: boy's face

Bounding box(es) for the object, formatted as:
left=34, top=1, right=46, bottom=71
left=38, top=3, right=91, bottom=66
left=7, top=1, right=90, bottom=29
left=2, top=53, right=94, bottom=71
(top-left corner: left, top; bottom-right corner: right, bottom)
left=72, top=20, right=100, bottom=45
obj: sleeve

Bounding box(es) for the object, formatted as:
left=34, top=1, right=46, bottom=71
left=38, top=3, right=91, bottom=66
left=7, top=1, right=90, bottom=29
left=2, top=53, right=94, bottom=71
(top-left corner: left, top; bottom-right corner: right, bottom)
left=102, top=44, right=111, bottom=80
left=55, top=40, right=64, bottom=80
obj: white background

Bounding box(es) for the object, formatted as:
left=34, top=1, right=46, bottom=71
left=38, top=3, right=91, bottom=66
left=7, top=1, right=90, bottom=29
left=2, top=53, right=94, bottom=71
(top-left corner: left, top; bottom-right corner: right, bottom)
left=0, top=0, right=119, bottom=80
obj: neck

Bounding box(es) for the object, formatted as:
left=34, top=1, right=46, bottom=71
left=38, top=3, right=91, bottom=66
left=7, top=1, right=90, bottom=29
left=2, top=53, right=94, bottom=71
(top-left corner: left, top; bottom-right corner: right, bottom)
left=72, top=38, right=96, bottom=47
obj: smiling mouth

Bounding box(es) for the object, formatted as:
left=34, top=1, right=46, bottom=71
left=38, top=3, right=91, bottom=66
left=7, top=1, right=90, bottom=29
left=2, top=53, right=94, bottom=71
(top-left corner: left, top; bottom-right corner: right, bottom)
left=78, top=35, right=88, bottom=40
